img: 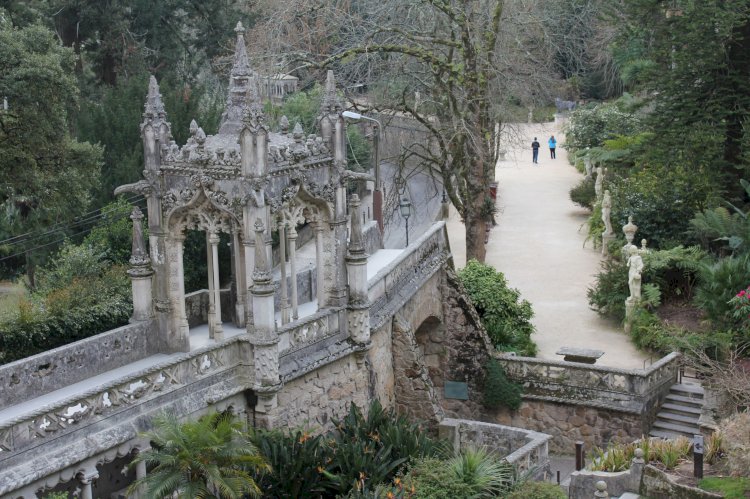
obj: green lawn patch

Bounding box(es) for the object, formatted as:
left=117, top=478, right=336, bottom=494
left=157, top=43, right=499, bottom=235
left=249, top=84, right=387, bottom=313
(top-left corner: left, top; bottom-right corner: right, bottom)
left=699, top=476, right=750, bottom=498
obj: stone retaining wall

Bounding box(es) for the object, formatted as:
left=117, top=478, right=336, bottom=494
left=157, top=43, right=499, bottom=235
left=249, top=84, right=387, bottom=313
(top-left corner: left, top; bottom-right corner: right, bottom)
left=439, top=418, right=551, bottom=479
left=490, top=352, right=679, bottom=452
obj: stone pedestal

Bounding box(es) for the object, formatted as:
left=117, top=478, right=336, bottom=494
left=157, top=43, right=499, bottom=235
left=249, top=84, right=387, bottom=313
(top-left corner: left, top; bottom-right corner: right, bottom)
left=624, top=297, right=638, bottom=333
left=601, top=232, right=614, bottom=256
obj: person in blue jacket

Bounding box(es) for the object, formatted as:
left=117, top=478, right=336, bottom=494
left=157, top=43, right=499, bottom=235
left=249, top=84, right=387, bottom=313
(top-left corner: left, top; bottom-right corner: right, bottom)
left=548, top=135, right=557, bottom=159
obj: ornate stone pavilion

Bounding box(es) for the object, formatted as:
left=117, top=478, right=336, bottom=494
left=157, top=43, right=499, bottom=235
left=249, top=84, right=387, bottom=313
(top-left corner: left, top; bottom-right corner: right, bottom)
left=116, top=22, right=372, bottom=412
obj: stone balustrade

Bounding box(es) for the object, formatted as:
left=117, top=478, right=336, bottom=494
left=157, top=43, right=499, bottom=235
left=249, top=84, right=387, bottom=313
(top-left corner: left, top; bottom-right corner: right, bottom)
left=278, top=308, right=342, bottom=357
left=439, top=418, right=551, bottom=479
left=496, top=352, right=679, bottom=414
left=0, top=337, right=248, bottom=474
left=0, top=321, right=156, bottom=408
left=368, top=222, right=451, bottom=328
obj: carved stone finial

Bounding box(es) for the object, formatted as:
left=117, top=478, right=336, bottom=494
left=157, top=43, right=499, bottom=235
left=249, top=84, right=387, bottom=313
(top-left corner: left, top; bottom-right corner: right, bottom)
left=594, top=480, right=609, bottom=498
left=320, top=70, right=343, bottom=115
left=622, top=215, right=638, bottom=244
left=129, top=207, right=151, bottom=270
left=280, top=115, right=290, bottom=134
left=234, top=21, right=245, bottom=34
left=293, top=122, right=304, bottom=142
left=143, top=75, right=165, bottom=118
left=195, top=127, right=206, bottom=146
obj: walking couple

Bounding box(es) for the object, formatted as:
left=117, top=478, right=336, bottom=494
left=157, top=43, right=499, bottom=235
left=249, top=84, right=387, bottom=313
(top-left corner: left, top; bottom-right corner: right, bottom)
left=531, top=135, right=556, bottom=164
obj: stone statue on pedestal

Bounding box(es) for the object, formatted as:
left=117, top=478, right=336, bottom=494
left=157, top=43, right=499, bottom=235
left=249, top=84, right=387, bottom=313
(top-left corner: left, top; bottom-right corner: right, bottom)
left=627, top=245, right=643, bottom=302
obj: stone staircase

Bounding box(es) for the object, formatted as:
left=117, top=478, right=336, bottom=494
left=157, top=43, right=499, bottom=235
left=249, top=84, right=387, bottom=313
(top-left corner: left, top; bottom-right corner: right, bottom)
left=649, top=383, right=704, bottom=439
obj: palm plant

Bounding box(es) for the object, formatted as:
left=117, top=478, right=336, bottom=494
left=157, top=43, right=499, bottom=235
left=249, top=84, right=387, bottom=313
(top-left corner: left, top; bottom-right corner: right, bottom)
left=446, top=447, right=513, bottom=498
left=127, top=412, right=269, bottom=499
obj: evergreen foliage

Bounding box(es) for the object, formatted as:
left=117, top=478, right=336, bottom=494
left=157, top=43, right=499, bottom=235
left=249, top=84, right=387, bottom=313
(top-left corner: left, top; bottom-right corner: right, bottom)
left=569, top=177, right=596, bottom=209
left=482, top=358, right=523, bottom=411
left=458, top=260, right=537, bottom=356
left=0, top=19, right=103, bottom=277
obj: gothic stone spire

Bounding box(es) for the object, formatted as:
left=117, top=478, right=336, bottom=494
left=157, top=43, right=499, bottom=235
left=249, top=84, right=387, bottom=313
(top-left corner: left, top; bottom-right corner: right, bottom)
left=143, top=75, right=165, bottom=118
left=320, top=70, right=343, bottom=115
left=231, top=22, right=252, bottom=77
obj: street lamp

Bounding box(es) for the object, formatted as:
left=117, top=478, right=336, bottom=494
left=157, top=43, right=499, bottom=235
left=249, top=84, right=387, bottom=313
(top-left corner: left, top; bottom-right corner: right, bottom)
left=399, top=196, right=412, bottom=247
left=341, top=110, right=384, bottom=234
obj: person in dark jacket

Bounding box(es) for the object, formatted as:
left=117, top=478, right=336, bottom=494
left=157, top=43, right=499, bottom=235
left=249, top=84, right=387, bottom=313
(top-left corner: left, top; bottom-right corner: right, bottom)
left=531, top=137, right=540, bottom=164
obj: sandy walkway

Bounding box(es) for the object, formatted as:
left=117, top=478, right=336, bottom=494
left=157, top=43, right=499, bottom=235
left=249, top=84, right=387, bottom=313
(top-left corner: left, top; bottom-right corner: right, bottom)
left=446, top=122, right=648, bottom=369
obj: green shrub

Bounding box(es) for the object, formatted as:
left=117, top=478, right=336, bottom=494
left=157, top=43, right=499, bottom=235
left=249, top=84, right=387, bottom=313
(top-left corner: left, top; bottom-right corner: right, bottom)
left=564, top=100, right=643, bottom=153
left=570, top=177, right=596, bottom=209
left=482, top=358, right=523, bottom=411
left=403, top=457, right=477, bottom=499
left=588, top=257, right=629, bottom=320
left=458, top=260, right=536, bottom=356
left=0, top=265, right=131, bottom=364
left=251, top=429, right=332, bottom=498
left=323, top=400, right=440, bottom=495
left=506, top=481, right=566, bottom=499
left=694, top=254, right=750, bottom=328
left=609, top=163, right=719, bottom=249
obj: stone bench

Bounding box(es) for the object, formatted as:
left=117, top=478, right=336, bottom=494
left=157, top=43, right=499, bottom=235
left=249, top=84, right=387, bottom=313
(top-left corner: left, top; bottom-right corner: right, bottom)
left=556, top=347, right=604, bottom=364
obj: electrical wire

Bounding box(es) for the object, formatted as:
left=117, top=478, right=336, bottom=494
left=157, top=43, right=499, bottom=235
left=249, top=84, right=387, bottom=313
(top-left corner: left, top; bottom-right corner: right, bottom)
left=0, top=194, right=145, bottom=248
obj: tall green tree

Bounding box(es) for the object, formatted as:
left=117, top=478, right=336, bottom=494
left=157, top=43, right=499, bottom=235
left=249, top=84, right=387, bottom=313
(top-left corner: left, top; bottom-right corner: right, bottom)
left=613, top=0, right=750, bottom=198
left=0, top=17, right=102, bottom=282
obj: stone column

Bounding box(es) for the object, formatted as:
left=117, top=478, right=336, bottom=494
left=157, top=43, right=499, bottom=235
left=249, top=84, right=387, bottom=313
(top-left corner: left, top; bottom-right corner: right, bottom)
left=278, top=221, right=290, bottom=324
left=250, top=219, right=281, bottom=413
left=166, top=234, right=190, bottom=351
left=78, top=470, right=99, bottom=499
left=209, top=231, right=224, bottom=340
left=128, top=207, right=154, bottom=322
left=288, top=225, right=299, bottom=320
left=232, top=228, right=246, bottom=327
left=346, top=194, right=370, bottom=346
left=206, top=232, right=217, bottom=338
left=314, top=217, right=325, bottom=307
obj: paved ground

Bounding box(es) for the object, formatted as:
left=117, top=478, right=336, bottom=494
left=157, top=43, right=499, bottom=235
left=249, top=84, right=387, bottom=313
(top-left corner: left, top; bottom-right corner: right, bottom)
left=446, top=122, right=649, bottom=369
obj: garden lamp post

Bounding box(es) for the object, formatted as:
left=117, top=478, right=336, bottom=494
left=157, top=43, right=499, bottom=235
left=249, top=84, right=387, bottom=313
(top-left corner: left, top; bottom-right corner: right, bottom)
left=399, top=196, right=412, bottom=247
left=341, top=110, right=383, bottom=233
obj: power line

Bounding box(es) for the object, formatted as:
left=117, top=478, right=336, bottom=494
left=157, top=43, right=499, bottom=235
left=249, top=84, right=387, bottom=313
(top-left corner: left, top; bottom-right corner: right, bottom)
left=0, top=203, right=142, bottom=264
left=0, top=195, right=145, bottom=248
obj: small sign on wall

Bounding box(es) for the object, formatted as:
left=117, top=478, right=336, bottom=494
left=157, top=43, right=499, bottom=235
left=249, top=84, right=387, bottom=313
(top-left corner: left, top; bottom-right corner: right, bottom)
left=444, top=381, right=469, bottom=400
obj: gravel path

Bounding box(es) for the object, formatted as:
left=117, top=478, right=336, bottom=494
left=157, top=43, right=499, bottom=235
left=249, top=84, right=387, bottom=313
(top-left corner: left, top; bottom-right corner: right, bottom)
left=446, top=122, right=649, bottom=369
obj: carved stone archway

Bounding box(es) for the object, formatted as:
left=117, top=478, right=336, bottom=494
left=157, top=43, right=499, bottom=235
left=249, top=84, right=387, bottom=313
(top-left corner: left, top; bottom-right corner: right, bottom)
left=163, top=175, right=242, bottom=348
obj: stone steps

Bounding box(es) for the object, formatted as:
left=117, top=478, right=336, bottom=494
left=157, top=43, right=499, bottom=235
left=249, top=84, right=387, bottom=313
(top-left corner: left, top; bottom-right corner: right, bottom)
left=649, top=383, right=704, bottom=439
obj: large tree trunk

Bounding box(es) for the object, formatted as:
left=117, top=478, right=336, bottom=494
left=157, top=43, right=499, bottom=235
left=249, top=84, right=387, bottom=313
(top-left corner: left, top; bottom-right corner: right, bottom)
left=465, top=215, right=487, bottom=263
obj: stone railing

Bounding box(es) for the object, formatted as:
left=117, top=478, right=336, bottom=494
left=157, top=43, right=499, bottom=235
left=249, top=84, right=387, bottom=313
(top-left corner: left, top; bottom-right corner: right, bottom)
left=0, top=321, right=156, bottom=408
left=495, top=352, right=679, bottom=415
left=278, top=308, right=342, bottom=358
left=568, top=459, right=721, bottom=499
left=0, top=336, right=248, bottom=464
left=368, top=222, right=451, bottom=328
left=439, top=418, right=551, bottom=479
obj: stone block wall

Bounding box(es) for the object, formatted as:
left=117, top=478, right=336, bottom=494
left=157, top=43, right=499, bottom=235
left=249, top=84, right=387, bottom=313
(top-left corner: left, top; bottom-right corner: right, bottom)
left=0, top=321, right=155, bottom=407
left=439, top=418, right=551, bottom=478
left=268, top=350, right=371, bottom=430
left=490, top=400, right=645, bottom=454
